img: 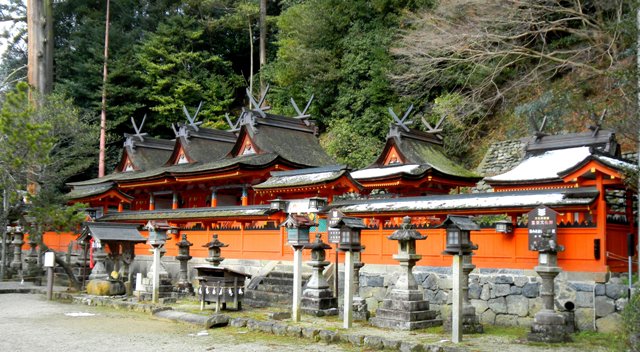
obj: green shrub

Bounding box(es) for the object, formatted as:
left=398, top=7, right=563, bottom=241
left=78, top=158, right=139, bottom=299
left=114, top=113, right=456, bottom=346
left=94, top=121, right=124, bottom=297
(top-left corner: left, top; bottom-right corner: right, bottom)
left=622, top=290, right=640, bottom=352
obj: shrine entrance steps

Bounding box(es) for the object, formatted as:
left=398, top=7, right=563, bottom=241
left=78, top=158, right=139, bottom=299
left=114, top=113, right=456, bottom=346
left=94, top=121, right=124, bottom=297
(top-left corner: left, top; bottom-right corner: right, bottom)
left=244, top=271, right=310, bottom=308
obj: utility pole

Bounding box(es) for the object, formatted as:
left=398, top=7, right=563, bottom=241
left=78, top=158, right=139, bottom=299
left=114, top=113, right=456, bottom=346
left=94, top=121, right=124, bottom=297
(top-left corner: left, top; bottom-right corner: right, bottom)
left=98, top=0, right=111, bottom=178
left=259, top=0, right=267, bottom=97
left=27, top=0, right=54, bottom=98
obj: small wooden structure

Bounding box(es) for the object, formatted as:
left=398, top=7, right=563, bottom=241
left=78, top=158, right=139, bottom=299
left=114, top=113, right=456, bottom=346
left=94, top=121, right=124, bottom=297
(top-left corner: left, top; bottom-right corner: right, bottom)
left=194, top=265, right=251, bottom=311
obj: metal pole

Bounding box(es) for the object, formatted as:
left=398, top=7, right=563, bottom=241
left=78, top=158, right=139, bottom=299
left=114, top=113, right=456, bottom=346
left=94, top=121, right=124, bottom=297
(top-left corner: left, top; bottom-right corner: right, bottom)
left=343, top=250, right=354, bottom=329
left=452, top=254, right=463, bottom=343
left=292, top=246, right=302, bottom=322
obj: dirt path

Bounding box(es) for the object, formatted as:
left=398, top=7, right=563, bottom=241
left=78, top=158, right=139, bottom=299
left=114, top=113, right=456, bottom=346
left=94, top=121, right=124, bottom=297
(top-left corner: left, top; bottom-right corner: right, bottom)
left=0, top=294, right=352, bottom=352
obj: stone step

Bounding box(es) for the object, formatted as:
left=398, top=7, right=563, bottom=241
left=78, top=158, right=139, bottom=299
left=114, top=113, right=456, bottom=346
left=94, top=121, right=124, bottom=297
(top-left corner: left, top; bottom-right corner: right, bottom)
left=380, top=299, right=430, bottom=311
left=369, top=317, right=443, bottom=331
left=374, top=308, right=438, bottom=322
left=244, top=290, right=292, bottom=308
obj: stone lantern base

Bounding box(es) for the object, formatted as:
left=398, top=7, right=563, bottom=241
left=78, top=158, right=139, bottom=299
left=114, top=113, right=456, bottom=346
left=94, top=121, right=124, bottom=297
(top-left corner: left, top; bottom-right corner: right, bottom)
left=86, top=279, right=126, bottom=296
left=527, top=309, right=571, bottom=343
left=301, top=288, right=338, bottom=316
left=339, top=297, right=370, bottom=321
left=370, top=290, right=442, bottom=330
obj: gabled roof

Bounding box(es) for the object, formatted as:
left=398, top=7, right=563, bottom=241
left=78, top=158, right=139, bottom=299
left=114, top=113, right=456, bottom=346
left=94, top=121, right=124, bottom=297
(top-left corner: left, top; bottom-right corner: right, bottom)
left=66, top=182, right=133, bottom=203
left=116, top=135, right=175, bottom=172
left=79, top=222, right=146, bottom=243
left=525, top=130, right=619, bottom=156
left=329, top=187, right=598, bottom=214
left=365, top=127, right=479, bottom=179
left=253, top=165, right=360, bottom=190
left=99, top=205, right=275, bottom=222
left=166, top=124, right=236, bottom=165
left=229, top=110, right=335, bottom=167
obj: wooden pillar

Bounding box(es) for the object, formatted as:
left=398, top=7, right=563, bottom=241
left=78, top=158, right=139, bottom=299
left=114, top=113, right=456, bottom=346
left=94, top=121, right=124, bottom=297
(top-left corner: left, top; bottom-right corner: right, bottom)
left=595, top=173, right=607, bottom=269
left=211, top=189, right=217, bottom=208
left=117, top=202, right=123, bottom=212
left=241, top=187, right=248, bottom=206
left=172, top=192, right=178, bottom=210
left=149, top=193, right=155, bottom=211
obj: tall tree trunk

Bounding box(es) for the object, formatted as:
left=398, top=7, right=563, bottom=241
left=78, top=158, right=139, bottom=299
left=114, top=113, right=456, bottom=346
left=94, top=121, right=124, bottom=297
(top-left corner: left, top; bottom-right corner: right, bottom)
left=259, top=0, right=267, bottom=98
left=636, top=5, right=640, bottom=284
left=249, top=18, right=254, bottom=108
left=99, top=0, right=111, bottom=178
left=27, top=0, right=53, bottom=100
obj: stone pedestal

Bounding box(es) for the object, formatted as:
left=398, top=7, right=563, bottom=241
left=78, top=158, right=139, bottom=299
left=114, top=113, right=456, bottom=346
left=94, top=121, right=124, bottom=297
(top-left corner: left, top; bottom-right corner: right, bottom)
left=370, top=217, right=441, bottom=330
left=446, top=254, right=483, bottom=333
left=89, top=246, right=108, bottom=280
left=24, top=237, right=42, bottom=284
left=175, top=234, right=194, bottom=295
left=302, top=234, right=337, bottom=316
left=142, top=247, right=173, bottom=301
left=528, top=261, right=571, bottom=343
left=10, top=231, right=24, bottom=272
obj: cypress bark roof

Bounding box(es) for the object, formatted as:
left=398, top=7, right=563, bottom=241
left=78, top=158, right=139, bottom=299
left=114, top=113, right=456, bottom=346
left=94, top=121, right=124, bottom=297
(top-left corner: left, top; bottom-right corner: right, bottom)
left=167, top=124, right=236, bottom=164
left=99, top=205, right=274, bottom=221
left=117, top=135, right=175, bottom=172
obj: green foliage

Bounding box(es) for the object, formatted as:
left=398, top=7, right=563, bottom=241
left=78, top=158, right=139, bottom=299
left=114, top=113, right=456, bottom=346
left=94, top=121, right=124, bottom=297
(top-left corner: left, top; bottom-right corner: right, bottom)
left=622, top=291, right=640, bottom=352
left=321, top=119, right=383, bottom=169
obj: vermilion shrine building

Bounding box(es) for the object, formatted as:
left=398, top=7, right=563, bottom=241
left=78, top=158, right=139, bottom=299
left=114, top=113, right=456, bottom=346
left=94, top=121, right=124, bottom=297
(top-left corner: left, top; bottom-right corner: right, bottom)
left=51, top=100, right=637, bottom=276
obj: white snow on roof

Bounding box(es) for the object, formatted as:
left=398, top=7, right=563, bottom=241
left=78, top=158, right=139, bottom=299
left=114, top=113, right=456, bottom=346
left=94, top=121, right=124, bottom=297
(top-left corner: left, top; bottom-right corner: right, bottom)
left=486, top=147, right=591, bottom=182
left=255, top=171, right=342, bottom=188
left=595, top=155, right=636, bottom=170
left=286, top=198, right=323, bottom=214
left=351, top=164, right=422, bottom=179
left=337, top=191, right=593, bottom=213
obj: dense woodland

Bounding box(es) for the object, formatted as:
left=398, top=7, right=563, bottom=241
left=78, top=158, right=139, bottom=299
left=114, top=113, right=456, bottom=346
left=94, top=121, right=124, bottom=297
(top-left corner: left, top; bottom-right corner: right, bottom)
left=0, top=0, right=637, bottom=183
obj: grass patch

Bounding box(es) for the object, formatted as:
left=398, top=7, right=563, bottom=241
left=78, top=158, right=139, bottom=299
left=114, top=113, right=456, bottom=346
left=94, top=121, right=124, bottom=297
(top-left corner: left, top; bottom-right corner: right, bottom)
left=482, top=325, right=527, bottom=339
left=573, top=331, right=625, bottom=351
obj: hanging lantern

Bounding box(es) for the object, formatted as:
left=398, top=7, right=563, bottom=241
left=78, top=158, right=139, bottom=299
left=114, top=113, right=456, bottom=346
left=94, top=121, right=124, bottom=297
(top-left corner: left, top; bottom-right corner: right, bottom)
left=494, top=220, right=513, bottom=234
left=335, top=216, right=366, bottom=252
left=308, top=196, right=327, bottom=212
left=269, top=197, right=288, bottom=211
left=280, top=214, right=315, bottom=246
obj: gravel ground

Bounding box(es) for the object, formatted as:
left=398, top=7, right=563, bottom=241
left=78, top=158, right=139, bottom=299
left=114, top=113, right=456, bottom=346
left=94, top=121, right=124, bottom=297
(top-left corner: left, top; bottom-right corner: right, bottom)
left=0, top=294, right=353, bottom=352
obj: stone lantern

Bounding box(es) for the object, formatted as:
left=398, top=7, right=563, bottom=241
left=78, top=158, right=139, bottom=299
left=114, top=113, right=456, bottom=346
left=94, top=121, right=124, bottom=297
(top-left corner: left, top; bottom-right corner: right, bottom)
left=301, top=233, right=337, bottom=316
left=146, top=222, right=167, bottom=303
left=204, top=234, right=228, bottom=267
left=371, top=216, right=440, bottom=330
left=280, top=214, right=315, bottom=322
left=175, top=233, right=193, bottom=294
left=334, top=216, right=365, bottom=329
left=439, top=215, right=480, bottom=343
left=441, top=215, right=479, bottom=255
left=526, top=205, right=570, bottom=343
left=308, top=196, right=327, bottom=212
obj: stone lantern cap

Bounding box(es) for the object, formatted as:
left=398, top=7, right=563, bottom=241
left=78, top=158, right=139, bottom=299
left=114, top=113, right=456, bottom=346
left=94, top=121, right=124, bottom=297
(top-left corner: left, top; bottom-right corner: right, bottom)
left=304, top=233, right=332, bottom=251
left=203, top=234, right=228, bottom=249
left=388, top=216, right=426, bottom=241
left=176, top=233, right=193, bottom=247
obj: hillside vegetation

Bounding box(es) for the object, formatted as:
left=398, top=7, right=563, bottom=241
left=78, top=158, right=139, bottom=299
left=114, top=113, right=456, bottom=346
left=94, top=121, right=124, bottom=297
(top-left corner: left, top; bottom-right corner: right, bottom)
left=0, top=0, right=636, bottom=177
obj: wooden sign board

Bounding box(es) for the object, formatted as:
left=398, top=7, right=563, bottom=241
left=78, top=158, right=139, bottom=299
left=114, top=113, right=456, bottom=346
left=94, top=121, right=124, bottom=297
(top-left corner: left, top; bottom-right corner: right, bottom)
left=527, top=205, right=557, bottom=251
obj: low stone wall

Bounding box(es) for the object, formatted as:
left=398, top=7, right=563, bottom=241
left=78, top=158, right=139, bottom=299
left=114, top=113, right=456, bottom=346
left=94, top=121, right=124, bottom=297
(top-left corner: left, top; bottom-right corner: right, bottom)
left=358, top=266, right=628, bottom=333
left=128, top=256, right=628, bottom=332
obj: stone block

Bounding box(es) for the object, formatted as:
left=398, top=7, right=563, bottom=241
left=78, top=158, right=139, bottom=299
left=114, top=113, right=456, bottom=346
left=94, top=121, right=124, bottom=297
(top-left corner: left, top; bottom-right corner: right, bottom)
left=488, top=297, right=507, bottom=314
left=468, top=283, right=482, bottom=299
left=399, top=341, right=425, bottom=352
left=205, top=314, right=229, bottom=328
left=302, top=327, right=320, bottom=340
left=285, top=325, right=302, bottom=338
left=382, top=338, right=401, bottom=349
left=522, top=282, right=539, bottom=298
left=424, top=289, right=436, bottom=302
left=272, top=323, right=288, bottom=336
left=495, top=314, right=518, bottom=326
left=413, top=271, right=428, bottom=285
left=364, top=275, right=384, bottom=288
left=574, top=308, right=595, bottom=332
left=230, top=317, right=248, bottom=328
left=595, top=284, right=605, bottom=296
left=480, top=309, right=496, bottom=324
left=438, top=277, right=453, bottom=290
left=257, top=321, right=274, bottom=333
left=480, top=284, right=490, bottom=301
left=575, top=291, right=593, bottom=308
left=569, top=281, right=595, bottom=292
left=341, top=334, right=364, bottom=346
left=318, top=330, right=338, bottom=343
left=366, top=297, right=380, bottom=311
left=506, top=295, right=529, bottom=317
left=435, top=290, right=448, bottom=304
left=268, top=311, right=291, bottom=320
left=246, top=319, right=260, bottom=331
left=495, top=275, right=514, bottom=284
left=363, top=336, right=384, bottom=349
left=595, top=296, right=615, bottom=317
left=596, top=313, right=622, bottom=333
left=470, top=299, right=488, bottom=313
left=509, top=286, right=522, bottom=295
left=422, top=274, right=439, bottom=290
left=605, top=284, right=625, bottom=300
left=492, top=284, right=510, bottom=298
left=513, top=276, right=528, bottom=287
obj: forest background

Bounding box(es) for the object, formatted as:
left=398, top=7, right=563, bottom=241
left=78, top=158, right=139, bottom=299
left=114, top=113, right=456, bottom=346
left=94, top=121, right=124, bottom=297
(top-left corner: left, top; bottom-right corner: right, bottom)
left=0, top=0, right=637, bottom=184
